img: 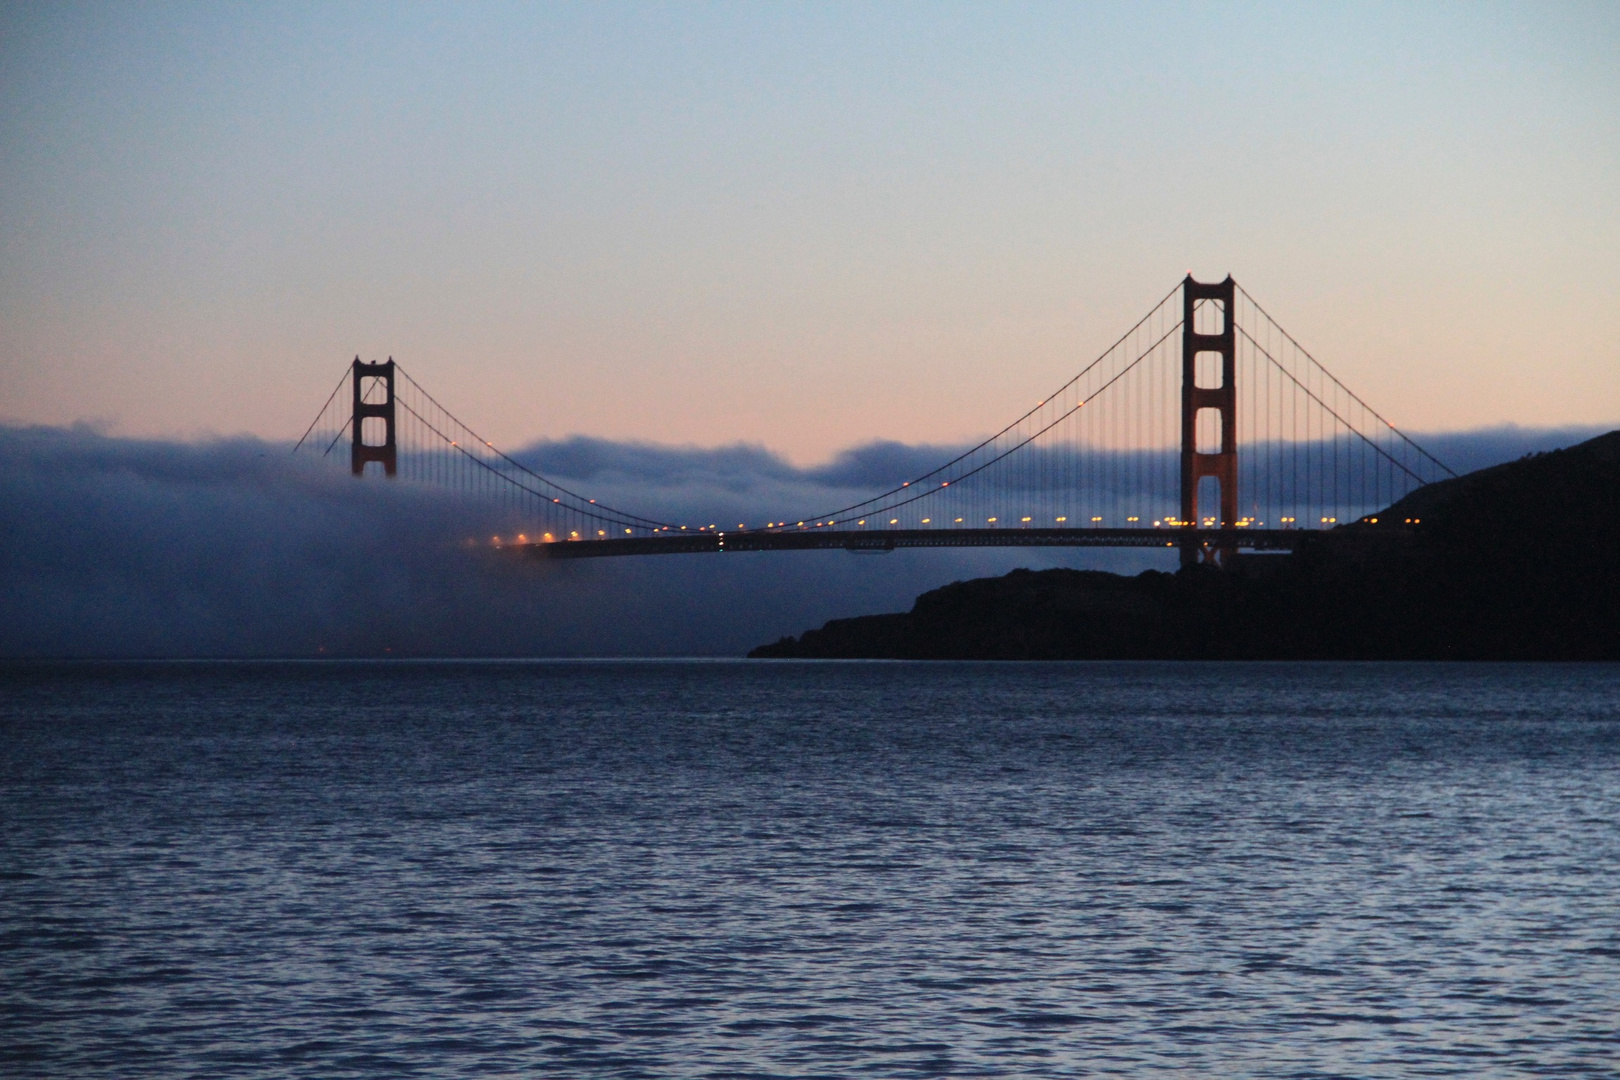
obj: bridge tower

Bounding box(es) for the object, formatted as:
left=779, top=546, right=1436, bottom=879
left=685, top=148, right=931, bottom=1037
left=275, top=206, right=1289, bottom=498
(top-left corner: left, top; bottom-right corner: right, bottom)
left=1180, top=275, right=1237, bottom=566
left=350, top=357, right=397, bottom=477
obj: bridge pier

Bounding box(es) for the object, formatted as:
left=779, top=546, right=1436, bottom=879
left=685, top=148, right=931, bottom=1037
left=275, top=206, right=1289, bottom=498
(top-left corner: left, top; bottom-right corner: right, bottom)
left=1181, top=275, right=1237, bottom=568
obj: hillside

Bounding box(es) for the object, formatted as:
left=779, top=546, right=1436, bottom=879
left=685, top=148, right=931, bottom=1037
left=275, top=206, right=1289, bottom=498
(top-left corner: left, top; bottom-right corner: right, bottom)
left=750, top=431, right=1620, bottom=661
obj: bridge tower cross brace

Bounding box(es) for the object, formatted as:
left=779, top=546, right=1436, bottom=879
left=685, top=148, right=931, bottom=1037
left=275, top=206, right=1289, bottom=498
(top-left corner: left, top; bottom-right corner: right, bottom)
left=350, top=357, right=397, bottom=477
left=1180, top=275, right=1237, bottom=567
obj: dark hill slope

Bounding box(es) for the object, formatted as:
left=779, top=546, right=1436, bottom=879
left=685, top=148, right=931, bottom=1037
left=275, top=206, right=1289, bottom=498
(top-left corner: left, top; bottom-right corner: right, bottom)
left=751, top=431, right=1620, bottom=661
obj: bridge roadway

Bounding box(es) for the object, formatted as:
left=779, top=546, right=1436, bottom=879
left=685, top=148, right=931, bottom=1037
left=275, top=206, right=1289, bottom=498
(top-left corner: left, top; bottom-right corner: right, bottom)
left=522, top=526, right=1327, bottom=560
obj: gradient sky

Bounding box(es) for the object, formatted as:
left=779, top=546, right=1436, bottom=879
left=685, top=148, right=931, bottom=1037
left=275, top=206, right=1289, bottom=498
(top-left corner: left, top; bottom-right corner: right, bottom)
left=2, top=1, right=1616, bottom=464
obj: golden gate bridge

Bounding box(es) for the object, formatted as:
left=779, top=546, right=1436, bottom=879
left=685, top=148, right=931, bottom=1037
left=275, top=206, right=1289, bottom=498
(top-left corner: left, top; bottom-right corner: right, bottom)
left=293, top=275, right=1455, bottom=567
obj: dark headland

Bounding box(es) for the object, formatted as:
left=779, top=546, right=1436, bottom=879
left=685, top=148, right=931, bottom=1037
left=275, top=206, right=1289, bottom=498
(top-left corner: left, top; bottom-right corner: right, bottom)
left=750, top=431, right=1620, bottom=661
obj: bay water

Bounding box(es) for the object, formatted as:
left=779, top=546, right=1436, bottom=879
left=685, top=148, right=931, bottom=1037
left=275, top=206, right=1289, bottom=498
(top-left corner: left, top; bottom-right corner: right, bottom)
left=2, top=660, right=1617, bottom=1077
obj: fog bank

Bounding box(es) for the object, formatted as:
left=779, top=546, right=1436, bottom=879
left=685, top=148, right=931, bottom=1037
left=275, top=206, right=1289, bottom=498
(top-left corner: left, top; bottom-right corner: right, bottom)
left=0, top=423, right=1606, bottom=657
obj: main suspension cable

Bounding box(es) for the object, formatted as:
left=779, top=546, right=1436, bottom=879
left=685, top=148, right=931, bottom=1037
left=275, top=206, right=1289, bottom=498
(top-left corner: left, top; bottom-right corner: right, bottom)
left=1236, top=284, right=1456, bottom=478
left=796, top=281, right=1184, bottom=524
left=393, top=363, right=677, bottom=530
left=1236, top=325, right=1430, bottom=488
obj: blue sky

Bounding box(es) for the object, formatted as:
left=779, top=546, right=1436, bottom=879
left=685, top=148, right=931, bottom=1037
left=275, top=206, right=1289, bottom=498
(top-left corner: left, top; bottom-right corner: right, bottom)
left=2, top=1, right=1616, bottom=462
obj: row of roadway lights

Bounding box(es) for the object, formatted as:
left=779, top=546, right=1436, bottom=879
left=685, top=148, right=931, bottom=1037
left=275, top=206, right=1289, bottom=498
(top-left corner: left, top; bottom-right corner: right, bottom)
left=492, top=514, right=1380, bottom=544
left=747, top=514, right=1350, bottom=530
left=469, top=454, right=1393, bottom=544
left=487, top=514, right=1410, bottom=547
left=455, top=430, right=1409, bottom=543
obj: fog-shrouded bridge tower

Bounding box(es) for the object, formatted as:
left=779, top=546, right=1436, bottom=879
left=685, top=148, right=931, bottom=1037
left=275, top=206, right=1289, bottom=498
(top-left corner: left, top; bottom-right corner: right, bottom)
left=350, top=357, right=396, bottom=477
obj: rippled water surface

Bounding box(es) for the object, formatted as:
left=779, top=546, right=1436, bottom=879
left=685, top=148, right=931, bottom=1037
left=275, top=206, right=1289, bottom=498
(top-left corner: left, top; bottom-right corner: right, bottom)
left=2, top=660, right=1618, bottom=1078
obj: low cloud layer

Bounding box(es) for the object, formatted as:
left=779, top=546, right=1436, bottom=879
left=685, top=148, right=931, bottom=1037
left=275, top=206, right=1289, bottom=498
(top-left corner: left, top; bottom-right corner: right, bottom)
left=1, top=422, right=1609, bottom=657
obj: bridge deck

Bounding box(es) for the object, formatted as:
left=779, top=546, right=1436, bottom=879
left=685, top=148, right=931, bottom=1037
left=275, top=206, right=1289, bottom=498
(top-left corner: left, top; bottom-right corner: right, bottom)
left=521, top=527, right=1330, bottom=559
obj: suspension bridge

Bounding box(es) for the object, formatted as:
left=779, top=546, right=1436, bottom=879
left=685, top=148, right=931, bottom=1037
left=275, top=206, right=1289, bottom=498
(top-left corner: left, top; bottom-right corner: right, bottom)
left=294, top=275, right=1455, bottom=567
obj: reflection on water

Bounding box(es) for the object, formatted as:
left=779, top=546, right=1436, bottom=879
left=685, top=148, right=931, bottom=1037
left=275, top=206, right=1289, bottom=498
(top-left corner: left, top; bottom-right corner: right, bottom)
left=2, top=660, right=1617, bottom=1077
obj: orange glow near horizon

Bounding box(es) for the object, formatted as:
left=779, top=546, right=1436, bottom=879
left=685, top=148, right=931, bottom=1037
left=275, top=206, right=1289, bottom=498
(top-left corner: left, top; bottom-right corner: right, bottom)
left=1, top=7, right=1614, bottom=462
